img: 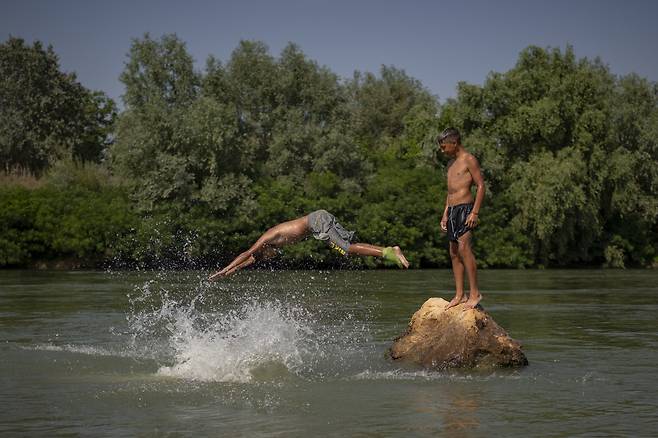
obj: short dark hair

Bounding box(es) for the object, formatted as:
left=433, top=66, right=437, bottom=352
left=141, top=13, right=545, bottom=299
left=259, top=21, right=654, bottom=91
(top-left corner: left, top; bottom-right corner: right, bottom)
left=438, top=127, right=461, bottom=144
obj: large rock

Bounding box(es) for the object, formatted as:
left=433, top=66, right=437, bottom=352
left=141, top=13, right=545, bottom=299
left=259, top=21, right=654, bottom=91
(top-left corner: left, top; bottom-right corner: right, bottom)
left=389, top=298, right=528, bottom=369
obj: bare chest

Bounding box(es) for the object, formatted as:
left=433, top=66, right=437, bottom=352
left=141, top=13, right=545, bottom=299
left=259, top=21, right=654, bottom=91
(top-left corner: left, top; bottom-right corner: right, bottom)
left=447, top=161, right=471, bottom=184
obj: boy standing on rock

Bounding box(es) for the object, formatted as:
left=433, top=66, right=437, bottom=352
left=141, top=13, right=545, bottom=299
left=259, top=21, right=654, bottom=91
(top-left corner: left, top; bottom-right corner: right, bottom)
left=438, top=128, right=486, bottom=310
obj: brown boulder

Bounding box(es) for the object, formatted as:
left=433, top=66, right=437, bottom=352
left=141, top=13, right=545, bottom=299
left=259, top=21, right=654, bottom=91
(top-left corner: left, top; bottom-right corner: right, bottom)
left=389, top=298, right=528, bottom=369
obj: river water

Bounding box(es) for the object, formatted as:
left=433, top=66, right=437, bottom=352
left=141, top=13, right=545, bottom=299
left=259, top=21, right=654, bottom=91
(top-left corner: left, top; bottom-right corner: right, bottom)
left=1, top=269, right=657, bottom=436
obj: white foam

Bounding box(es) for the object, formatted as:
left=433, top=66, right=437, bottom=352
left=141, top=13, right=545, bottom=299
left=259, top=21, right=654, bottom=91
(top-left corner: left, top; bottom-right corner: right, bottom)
left=156, top=301, right=315, bottom=383
left=22, top=343, right=136, bottom=358
left=351, top=369, right=524, bottom=381
left=123, top=276, right=376, bottom=383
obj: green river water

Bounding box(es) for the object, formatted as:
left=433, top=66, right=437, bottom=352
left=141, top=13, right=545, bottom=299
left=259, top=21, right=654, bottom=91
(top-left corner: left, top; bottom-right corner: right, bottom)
left=1, top=269, right=657, bottom=437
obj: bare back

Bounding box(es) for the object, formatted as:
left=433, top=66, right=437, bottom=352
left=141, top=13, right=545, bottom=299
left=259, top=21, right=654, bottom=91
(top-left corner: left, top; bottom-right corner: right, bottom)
left=259, top=215, right=310, bottom=248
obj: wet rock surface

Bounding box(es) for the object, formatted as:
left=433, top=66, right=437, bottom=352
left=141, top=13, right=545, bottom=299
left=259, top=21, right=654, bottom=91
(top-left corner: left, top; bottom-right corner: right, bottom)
left=389, top=297, right=528, bottom=369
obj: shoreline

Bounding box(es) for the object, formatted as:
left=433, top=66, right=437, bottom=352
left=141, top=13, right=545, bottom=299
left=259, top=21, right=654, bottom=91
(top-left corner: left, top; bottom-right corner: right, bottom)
left=2, top=262, right=656, bottom=272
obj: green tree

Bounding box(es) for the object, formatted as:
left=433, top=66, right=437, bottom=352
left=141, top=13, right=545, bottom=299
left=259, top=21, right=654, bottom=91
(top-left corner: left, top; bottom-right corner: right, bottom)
left=347, top=65, right=437, bottom=150
left=0, top=37, right=115, bottom=175
left=111, top=34, right=202, bottom=209
left=439, top=45, right=658, bottom=266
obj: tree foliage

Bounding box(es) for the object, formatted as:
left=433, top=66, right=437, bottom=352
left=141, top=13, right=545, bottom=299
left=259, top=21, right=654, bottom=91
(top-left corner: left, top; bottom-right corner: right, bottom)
left=441, top=46, right=658, bottom=267
left=2, top=37, right=657, bottom=268
left=0, top=37, right=116, bottom=175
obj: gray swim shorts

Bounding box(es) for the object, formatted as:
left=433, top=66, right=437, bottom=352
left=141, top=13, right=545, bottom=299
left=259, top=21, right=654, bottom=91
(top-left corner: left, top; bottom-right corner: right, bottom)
left=307, top=210, right=355, bottom=256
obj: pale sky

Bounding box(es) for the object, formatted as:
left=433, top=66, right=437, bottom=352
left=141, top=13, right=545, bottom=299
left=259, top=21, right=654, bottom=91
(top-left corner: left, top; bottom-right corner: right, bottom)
left=3, top=0, right=657, bottom=106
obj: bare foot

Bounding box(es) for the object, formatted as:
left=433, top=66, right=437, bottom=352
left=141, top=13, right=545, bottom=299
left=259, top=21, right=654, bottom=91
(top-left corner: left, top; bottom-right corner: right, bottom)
left=394, top=246, right=410, bottom=268
left=445, top=295, right=466, bottom=310
left=462, top=292, right=482, bottom=310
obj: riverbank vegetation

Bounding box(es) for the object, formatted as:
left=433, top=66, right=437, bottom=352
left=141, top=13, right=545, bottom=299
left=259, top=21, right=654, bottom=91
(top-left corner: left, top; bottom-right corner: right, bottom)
left=1, top=35, right=656, bottom=269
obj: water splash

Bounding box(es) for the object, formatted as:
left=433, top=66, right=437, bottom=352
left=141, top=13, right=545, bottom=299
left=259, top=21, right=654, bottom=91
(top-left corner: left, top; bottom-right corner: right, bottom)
left=21, top=344, right=137, bottom=358
left=157, top=300, right=316, bottom=382
left=124, top=272, right=373, bottom=383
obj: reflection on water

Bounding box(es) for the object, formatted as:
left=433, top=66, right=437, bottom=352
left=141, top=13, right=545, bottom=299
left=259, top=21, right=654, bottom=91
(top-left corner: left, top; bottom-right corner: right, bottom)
left=1, top=269, right=657, bottom=436
left=409, top=384, right=481, bottom=437
left=442, top=388, right=480, bottom=437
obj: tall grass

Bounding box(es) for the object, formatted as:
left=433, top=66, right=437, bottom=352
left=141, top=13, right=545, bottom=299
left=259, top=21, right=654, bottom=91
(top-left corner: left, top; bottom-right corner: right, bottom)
left=0, top=166, right=43, bottom=189
left=1, top=160, right=124, bottom=191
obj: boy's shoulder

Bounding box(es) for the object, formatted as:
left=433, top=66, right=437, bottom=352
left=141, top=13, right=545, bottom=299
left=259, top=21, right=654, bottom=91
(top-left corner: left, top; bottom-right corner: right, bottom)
left=461, top=151, right=480, bottom=165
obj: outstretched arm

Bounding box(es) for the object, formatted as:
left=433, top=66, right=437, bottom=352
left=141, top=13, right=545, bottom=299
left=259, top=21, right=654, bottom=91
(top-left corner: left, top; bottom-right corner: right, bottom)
left=216, top=254, right=256, bottom=278
left=208, top=216, right=310, bottom=280
left=208, top=233, right=274, bottom=280
left=465, top=155, right=485, bottom=228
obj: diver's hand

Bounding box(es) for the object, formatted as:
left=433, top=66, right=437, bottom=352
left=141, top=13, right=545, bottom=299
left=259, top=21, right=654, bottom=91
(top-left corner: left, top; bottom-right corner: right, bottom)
left=208, top=269, right=227, bottom=281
